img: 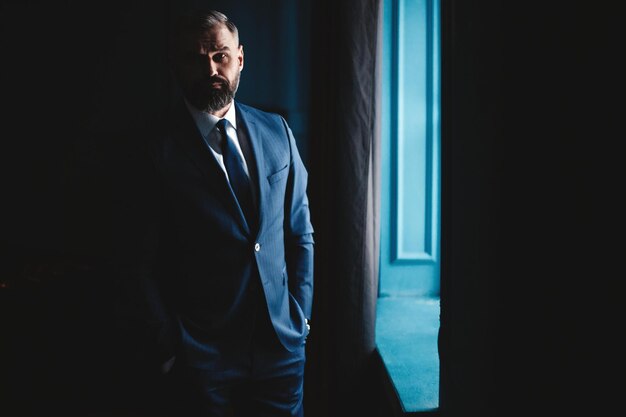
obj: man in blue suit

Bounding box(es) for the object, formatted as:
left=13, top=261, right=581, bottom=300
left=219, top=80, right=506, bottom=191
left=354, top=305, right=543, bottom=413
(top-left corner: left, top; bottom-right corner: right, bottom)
left=117, top=9, right=314, bottom=417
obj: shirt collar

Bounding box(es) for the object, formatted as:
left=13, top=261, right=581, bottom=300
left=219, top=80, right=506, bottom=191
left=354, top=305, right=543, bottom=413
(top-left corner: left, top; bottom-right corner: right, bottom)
left=184, top=99, right=238, bottom=139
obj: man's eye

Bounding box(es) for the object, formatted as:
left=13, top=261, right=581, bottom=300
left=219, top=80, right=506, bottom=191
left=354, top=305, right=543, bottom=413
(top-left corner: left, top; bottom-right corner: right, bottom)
left=213, top=53, right=228, bottom=63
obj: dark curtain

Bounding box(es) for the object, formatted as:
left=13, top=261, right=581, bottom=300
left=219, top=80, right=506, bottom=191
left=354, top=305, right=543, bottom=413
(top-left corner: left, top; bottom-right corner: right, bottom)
left=306, top=0, right=382, bottom=416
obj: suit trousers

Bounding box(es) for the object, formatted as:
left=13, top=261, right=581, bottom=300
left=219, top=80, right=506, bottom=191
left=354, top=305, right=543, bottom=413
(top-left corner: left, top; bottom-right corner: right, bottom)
left=163, top=299, right=306, bottom=417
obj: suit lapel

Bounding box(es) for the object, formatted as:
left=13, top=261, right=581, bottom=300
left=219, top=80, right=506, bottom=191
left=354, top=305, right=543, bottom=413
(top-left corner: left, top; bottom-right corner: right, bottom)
left=173, top=101, right=222, bottom=186
left=236, top=103, right=265, bottom=235
left=173, top=101, right=252, bottom=235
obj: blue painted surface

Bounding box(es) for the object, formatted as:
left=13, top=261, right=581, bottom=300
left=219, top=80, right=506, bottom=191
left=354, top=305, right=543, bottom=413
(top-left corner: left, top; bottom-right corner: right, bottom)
left=378, top=0, right=441, bottom=412
left=376, top=297, right=440, bottom=412
left=397, top=0, right=428, bottom=259
left=380, top=0, right=440, bottom=297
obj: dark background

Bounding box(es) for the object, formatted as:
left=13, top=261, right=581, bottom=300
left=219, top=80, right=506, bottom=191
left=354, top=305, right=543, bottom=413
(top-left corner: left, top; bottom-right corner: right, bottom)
left=1, top=1, right=624, bottom=416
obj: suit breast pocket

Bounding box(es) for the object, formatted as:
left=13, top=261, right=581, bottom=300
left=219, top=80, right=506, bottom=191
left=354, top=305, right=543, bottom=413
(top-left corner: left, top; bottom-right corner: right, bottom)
left=267, top=165, right=289, bottom=185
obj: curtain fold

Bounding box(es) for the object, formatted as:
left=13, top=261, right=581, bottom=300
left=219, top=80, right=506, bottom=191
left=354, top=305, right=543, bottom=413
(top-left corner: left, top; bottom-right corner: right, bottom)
left=307, top=0, right=382, bottom=415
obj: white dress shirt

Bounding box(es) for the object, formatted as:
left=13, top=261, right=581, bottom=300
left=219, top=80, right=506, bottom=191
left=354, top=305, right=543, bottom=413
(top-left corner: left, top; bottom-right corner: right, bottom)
left=184, top=99, right=250, bottom=179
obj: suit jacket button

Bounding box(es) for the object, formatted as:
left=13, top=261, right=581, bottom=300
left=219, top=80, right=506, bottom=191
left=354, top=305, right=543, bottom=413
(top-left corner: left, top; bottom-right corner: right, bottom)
left=254, top=243, right=261, bottom=252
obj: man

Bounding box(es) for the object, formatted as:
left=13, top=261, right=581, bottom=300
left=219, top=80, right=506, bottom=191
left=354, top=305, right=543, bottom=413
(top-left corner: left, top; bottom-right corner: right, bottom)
left=116, top=9, right=314, bottom=417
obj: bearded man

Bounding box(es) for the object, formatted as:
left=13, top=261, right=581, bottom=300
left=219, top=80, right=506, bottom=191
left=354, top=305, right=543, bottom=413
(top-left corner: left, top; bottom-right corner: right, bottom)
left=115, top=9, right=314, bottom=417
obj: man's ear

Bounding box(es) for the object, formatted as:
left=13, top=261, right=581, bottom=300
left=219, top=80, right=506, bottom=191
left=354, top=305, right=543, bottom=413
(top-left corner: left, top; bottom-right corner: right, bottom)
left=238, top=44, right=244, bottom=71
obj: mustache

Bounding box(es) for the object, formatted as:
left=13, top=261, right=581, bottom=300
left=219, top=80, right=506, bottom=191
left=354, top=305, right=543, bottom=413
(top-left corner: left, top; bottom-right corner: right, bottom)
left=206, top=75, right=230, bottom=87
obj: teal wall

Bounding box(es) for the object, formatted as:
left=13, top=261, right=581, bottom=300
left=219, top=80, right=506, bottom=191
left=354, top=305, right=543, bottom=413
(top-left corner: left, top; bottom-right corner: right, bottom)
left=380, top=0, right=440, bottom=297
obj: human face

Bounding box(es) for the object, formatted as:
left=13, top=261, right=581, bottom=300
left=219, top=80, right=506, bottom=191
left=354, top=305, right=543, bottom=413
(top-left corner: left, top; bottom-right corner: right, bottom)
left=173, top=23, right=244, bottom=116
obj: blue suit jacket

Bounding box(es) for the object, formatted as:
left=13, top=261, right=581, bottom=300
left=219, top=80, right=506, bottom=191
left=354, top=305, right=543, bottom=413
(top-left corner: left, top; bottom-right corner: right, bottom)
left=119, top=100, right=314, bottom=369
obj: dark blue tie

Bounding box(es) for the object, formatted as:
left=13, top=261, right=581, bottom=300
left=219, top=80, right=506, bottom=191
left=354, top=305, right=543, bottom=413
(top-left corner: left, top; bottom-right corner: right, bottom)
left=216, top=118, right=255, bottom=228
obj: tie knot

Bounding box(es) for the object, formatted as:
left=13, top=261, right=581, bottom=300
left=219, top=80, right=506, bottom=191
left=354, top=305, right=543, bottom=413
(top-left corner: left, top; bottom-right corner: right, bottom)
left=216, top=118, right=228, bottom=134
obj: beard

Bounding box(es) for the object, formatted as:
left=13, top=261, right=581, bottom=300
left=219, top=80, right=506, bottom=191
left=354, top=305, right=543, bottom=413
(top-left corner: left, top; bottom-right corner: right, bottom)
left=187, top=72, right=240, bottom=113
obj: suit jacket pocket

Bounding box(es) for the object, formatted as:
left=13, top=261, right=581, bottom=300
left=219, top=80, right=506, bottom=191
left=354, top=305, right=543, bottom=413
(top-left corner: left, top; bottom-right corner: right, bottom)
left=267, top=164, right=289, bottom=184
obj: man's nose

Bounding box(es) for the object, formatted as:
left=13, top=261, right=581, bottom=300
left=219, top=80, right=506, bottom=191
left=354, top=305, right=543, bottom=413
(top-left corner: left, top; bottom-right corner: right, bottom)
left=206, top=57, right=219, bottom=76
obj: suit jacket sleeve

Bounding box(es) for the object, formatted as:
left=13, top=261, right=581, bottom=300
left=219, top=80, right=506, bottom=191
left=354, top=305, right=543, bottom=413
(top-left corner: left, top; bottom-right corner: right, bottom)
left=281, top=116, right=315, bottom=320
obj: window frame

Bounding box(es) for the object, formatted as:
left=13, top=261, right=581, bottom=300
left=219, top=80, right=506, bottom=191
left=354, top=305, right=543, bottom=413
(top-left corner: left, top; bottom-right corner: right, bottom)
left=376, top=0, right=441, bottom=413
left=379, top=0, right=441, bottom=298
